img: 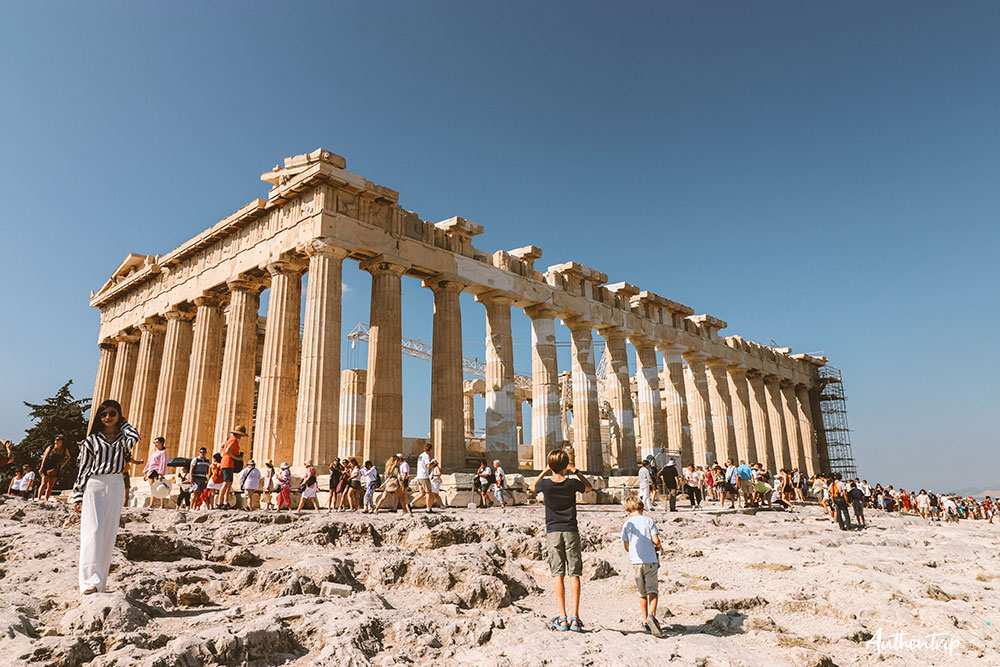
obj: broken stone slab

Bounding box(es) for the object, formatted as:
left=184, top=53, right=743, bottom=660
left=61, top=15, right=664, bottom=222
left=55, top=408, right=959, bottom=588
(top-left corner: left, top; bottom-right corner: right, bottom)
left=319, top=582, right=353, bottom=598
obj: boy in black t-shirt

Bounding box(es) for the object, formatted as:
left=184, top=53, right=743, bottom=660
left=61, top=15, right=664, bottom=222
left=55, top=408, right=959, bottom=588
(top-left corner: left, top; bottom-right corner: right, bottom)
left=529, top=449, right=593, bottom=633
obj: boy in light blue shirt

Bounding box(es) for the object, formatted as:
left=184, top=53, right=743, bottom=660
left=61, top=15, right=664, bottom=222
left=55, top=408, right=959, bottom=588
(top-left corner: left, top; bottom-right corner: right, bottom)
left=621, top=495, right=664, bottom=637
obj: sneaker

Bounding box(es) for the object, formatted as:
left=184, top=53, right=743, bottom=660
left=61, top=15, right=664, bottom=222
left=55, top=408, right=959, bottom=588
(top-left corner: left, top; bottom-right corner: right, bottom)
left=645, top=614, right=663, bottom=638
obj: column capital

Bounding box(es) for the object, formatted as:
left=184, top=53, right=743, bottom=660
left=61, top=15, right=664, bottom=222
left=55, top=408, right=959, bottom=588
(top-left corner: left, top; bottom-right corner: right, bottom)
left=475, top=290, right=515, bottom=308
left=423, top=274, right=468, bottom=294
left=137, top=319, right=166, bottom=334
left=359, top=254, right=409, bottom=276
left=98, top=339, right=118, bottom=350
left=113, top=330, right=141, bottom=344
left=726, top=364, right=749, bottom=377
left=265, top=258, right=307, bottom=277
left=763, top=374, right=782, bottom=385
left=627, top=334, right=656, bottom=350
left=163, top=307, right=195, bottom=322
left=746, top=368, right=765, bottom=379
left=524, top=303, right=561, bottom=320
left=704, top=357, right=731, bottom=370
left=193, top=294, right=224, bottom=308
left=779, top=378, right=796, bottom=388
left=562, top=316, right=594, bottom=333
left=596, top=326, right=628, bottom=342
left=655, top=341, right=687, bottom=356
left=226, top=275, right=268, bottom=294
left=302, top=238, right=350, bottom=260
left=681, top=350, right=710, bottom=364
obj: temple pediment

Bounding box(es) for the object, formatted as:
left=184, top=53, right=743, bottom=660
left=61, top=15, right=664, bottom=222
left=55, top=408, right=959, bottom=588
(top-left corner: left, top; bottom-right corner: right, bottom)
left=91, top=253, right=159, bottom=299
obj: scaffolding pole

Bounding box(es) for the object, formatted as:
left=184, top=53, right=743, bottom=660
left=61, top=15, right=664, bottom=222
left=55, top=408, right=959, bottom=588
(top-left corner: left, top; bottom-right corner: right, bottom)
left=817, top=365, right=858, bottom=479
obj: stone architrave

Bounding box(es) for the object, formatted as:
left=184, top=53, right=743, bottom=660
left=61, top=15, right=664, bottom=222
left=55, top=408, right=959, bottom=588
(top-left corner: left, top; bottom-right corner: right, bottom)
left=746, top=370, right=774, bottom=468
left=477, top=292, right=518, bottom=472
left=214, top=278, right=263, bottom=449
left=795, top=385, right=819, bottom=476
left=361, top=257, right=407, bottom=466
left=682, top=351, right=715, bottom=467
left=178, top=296, right=224, bottom=459
left=657, top=343, right=691, bottom=465
left=764, top=376, right=790, bottom=471
left=108, top=334, right=140, bottom=418
left=600, top=328, right=637, bottom=472
left=705, top=359, right=738, bottom=465
left=149, top=308, right=194, bottom=458
left=128, top=320, right=165, bottom=452
left=427, top=277, right=466, bottom=472
left=294, top=241, right=349, bottom=468
left=726, top=365, right=756, bottom=464
left=566, top=319, right=603, bottom=472
left=254, top=261, right=303, bottom=465
left=525, top=305, right=563, bottom=470
left=632, top=340, right=665, bottom=461
left=781, top=381, right=808, bottom=474
left=338, top=369, right=366, bottom=459
left=89, top=342, right=117, bottom=430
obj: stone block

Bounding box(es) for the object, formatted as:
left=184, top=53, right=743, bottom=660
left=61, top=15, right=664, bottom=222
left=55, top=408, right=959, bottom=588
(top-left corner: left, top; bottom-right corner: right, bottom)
left=607, top=476, right=639, bottom=489
left=591, top=476, right=607, bottom=490
left=441, top=473, right=475, bottom=489
left=579, top=491, right=598, bottom=504
left=506, top=473, right=526, bottom=489
left=319, top=582, right=353, bottom=598
left=444, top=490, right=478, bottom=507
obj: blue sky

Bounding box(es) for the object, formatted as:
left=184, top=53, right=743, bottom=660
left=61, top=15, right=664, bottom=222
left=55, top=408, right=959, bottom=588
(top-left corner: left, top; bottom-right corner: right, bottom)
left=1, top=2, right=997, bottom=492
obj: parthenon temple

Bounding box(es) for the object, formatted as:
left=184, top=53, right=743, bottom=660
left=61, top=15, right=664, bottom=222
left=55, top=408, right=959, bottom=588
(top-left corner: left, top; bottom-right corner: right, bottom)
left=89, top=148, right=831, bottom=477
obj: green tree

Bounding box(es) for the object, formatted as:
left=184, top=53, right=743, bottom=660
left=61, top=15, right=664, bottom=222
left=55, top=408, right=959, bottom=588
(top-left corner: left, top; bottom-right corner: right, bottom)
left=9, top=381, right=90, bottom=492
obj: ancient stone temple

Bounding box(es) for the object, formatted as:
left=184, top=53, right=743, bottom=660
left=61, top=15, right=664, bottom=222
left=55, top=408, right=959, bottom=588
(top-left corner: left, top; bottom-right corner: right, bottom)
left=89, top=148, right=829, bottom=475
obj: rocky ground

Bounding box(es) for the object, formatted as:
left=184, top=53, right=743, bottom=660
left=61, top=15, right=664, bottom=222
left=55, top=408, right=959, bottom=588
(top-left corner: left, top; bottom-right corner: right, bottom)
left=0, top=496, right=996, bottom=666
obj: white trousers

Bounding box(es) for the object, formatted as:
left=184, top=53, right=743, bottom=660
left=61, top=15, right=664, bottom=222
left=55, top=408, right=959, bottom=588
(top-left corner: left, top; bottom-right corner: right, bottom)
left=639, top=487, right=652, bottom=510
left=79, top=473, right=125, bottom=594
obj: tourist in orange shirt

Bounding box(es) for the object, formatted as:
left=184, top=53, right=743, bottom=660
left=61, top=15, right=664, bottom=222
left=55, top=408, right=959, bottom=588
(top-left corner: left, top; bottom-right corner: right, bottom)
left=218, top=425, right=246, bottom=509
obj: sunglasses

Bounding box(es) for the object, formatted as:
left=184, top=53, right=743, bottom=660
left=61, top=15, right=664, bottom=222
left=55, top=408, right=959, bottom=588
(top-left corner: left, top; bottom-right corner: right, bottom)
left=99, top=411, right=118, bottom=419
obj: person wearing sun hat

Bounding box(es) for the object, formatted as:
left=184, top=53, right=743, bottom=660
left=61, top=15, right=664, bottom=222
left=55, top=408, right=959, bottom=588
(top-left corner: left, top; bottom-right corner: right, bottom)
left=277, top=461, right=292, bottom=510
left=218, top=425, right=247, bottom=509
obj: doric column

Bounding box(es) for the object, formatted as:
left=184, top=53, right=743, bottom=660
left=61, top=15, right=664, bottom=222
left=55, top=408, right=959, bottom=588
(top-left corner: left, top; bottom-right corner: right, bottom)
left=781, top=381, right=807, bottom=473
left=214, top=278, right=263, bottom=449
left=463, top=392, right=476, bottom=435
left=726, top=365, right=756, bottom=464
left=150, top=307, right=194, bottom=458
left=338, top=369, right=366, bottom=459
left=657, top=343, right=691, bottom=465
left=705, top=359, right=738, bottom=465
left=764, top=375, right=790, bottom=471
left=89, top=341, right=117, bottom=430
left=795, top=385, right=819, bottom=476
left=427, top=277, right=466, bottom=472
left=294, top=241, right=349, bottom=468
left=746, top=370, right=774, bottom=467
left=566, top=319, right=603, bottom=472
left=600, top=328, right=637, bottom=471
left=632, top=340, right=665, bottom=462
left=362, top=257, right=406, bottom=465
left=108, top=333, right=140, bottom=417
left=477, top=292, right=518, bottom=472
left=254, top=261, right=303, bottom=465
left=809, top=386, right=830, bottom=474
left=129, top=320, right=165, bottom=453
left=178, top=296, right=224, bottom=459
left=682, top=351, right=715, bottom=467
left=525, top=306, right=562, bottom=470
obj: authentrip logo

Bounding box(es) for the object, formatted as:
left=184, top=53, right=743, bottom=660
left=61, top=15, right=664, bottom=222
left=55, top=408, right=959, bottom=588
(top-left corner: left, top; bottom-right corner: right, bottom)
left=865, top=628, right=961, bottom=656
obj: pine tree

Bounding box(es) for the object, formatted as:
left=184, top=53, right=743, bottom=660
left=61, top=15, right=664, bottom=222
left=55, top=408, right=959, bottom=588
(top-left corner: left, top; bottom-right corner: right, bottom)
left=9, top=381, right=90, bottom=492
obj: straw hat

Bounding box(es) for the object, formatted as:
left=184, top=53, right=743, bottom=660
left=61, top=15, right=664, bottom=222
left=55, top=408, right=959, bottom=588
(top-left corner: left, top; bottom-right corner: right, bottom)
left=151, top=479, right=172, bottom=499
left=280, top=462, right=290, bottom=469
left=231, top=425, right=249, bottom=438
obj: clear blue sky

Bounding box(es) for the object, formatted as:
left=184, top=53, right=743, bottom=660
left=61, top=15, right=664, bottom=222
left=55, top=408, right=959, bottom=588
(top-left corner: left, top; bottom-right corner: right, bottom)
left=1, top=2, right=997, bottom=493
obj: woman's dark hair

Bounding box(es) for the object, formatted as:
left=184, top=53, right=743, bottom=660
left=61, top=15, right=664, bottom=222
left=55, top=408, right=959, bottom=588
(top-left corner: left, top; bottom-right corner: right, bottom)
left=213, top=453, right=222, bottom=462
left=89, top=400, right=124, bottom=436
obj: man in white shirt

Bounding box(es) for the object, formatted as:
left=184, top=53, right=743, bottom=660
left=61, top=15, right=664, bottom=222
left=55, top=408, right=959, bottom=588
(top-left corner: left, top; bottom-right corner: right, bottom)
left=20, top=466, right=35, bottom=499
left=397, top=454, right=410, bottom=490
left=408, top=443, right=437, bottom=513
left=492, top=459, right=507, bottom=509
left=239, top=460, right=262, bottom=510
left=637, top=459, right=653, bottom=511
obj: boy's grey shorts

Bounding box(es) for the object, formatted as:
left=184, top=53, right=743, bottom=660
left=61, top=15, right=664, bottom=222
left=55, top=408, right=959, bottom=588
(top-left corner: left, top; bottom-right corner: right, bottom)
left=633, top=562, right=659, bottom=597
left=545, top=531, right=582, bottom=577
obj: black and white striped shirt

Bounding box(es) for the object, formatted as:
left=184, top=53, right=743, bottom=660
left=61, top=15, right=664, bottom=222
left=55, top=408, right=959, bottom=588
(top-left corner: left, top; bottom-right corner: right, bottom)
left=72, top=421, right=141, bottom=504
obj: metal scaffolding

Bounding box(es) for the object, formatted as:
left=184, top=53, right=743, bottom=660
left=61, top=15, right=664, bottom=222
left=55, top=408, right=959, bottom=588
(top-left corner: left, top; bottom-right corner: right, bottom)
left=817, top=365, right=858, bottom=479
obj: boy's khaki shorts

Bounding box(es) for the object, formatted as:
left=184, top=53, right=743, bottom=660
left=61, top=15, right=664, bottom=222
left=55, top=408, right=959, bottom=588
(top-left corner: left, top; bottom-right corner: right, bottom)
left=546, top=531, right=582, bottom=577
left=633, top=562, right=659, bottom=597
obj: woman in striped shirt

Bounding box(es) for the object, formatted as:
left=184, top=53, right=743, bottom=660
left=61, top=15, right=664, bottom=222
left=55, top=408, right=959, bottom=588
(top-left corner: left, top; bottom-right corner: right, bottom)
left=73, top=399, right=140, bottom=595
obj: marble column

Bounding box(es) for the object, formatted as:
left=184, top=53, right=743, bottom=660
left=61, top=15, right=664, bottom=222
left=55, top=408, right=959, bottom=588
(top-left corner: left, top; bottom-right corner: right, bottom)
left=657, top=343, right=692, bottom=465
left=428, top=277, right=466, bottom=472
left=128, top=321, right=165, bottom=453
left=682, top=351, right=715, bottom=467
left=338, top=369, right=366, bottom=459
left=362, top=258, right=406, bottom=466
left=781, top=381, right=808, bottom=474
left=214, top=278, right=262, bottom=449
left=150, top=308, right=194, bottom=458
left=108, top=334, right=140, bottom=417
left=764, top=376, right=790, bottom=471
left=746, top=370, right=774, bottom=468
left=515, top=400, right=524, bottom=445
left=796, top=385, right=819, bottom=476
left=809, top=386, right=830, bottom=474
left=477, top=293, right=518, bottom=472
left=254, top=261, right=302, bottom=466
left=706, top=359, right=738, bottom=465
left=294, top=242, right=349, bottom=468
left=463, top=392, right=476, bottom=435
left=633, top=340, right=665, bottom=461
left=89, top=342, right=117, bottom=430
left=525, top=306, right=562, bottom=471
left=566, top=320, right=603, bottom=472
left=178, top=296, right=224, bottom=459
left=726, top=365, right=756, bottom=464
left=601, top=328, right=637, bottom=471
